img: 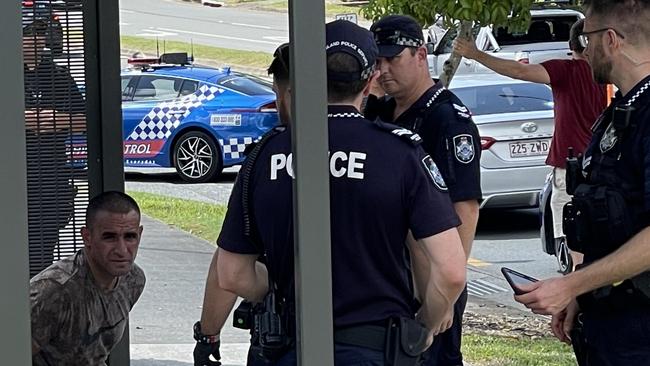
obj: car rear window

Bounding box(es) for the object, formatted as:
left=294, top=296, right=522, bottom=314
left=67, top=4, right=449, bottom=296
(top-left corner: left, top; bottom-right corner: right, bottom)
left=493, top=16, right=580, bottom=45
left=452, top=83, right=554, bottom=116
left=217, top=73, right=273, bottom=96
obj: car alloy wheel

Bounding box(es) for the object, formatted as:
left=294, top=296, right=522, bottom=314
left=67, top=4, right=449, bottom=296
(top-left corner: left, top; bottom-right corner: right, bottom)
left=555, top=237, right=573, bottom=275
left=174, top=131, right=221, bottom=183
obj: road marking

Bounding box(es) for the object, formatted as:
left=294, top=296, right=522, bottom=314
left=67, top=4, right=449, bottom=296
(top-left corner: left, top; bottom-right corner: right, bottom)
left=468, top=257, right=490, bottom=267
left=467, top=279, right=508, bottom=297
left=120, top=9, right=135, bottom=14
left=232, top=22, right=272, bottom=30
left=263, top=36, right=289, bottom=42
left=136, top=29, right=179, bottom=37
left=156, top=27, right=278, bottom=45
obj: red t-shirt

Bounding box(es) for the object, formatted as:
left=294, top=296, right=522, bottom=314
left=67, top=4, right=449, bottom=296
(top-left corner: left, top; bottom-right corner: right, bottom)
left=541, top=59, right=607, bottom=168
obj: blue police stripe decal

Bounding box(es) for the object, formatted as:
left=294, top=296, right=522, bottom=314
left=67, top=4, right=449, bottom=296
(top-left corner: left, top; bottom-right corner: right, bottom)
left=219, top=137, right=254, bottom=160
left=127, top=85, right=224, bottom=141
left=422, top=155, right=447, bottom=190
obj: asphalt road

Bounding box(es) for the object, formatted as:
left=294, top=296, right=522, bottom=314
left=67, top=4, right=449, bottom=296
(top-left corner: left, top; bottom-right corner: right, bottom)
left=119, top=0, right=289, bottom=53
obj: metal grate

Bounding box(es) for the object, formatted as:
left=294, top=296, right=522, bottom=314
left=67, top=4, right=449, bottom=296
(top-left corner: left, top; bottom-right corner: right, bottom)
left=23, top=0, right=88, bottom=277
left=467, top=278, right=509, bottom=297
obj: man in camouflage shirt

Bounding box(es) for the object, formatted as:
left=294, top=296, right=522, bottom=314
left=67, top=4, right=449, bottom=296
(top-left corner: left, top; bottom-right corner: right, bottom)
left=30, top=191, right=146, bottom=365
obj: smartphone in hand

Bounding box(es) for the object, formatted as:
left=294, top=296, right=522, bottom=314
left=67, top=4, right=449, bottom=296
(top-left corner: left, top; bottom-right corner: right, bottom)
left=501, top=267, right=538, bottom=295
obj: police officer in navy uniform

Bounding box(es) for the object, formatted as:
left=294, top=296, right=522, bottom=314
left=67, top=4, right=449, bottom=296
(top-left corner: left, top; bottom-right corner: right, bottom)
left=515, top=0, right=650, bottom=364
left=365, top=15, right=481, bottom=366
left=23, top=12, right=84, bottom=277
left=193, top=20, right=467, bottom=365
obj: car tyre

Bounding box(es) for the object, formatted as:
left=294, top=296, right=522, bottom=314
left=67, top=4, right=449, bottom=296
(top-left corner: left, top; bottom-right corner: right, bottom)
left=173, top=131, right=222, bottom=183
left=555, top=237, right=573, bottom=275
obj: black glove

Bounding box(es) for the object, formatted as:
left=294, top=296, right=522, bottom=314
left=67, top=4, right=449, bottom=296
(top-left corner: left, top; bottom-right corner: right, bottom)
left=193, top=340, right=221, bottom=366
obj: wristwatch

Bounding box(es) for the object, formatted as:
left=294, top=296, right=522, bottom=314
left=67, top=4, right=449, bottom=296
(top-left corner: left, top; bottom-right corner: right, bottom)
left=193, top=321, right=220, bottom=344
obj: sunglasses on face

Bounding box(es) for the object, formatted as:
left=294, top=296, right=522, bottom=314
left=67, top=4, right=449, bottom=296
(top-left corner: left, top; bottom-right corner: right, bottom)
left=578, top=27, right=625, bottom=48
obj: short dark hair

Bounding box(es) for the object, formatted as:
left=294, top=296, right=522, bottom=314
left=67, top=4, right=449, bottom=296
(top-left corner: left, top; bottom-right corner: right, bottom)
left=327, top=52, right=368, bottom=102
left=569, top=19, right=585, bottom=53
left=268, top=43, right=290, bottom=85
left=86, top=191, right=141, bottom=228
left=582, top=0, right=650, bottom=45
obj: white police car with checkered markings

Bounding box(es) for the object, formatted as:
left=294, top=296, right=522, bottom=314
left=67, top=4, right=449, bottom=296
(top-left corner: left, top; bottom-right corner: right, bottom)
left=119, top=53, right=279, bottom=183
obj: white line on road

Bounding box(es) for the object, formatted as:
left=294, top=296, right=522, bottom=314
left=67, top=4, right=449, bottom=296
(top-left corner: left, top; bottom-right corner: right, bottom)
left=120, top=9, right=135, bottom=14
left=232, top=22, right=272, bottom=30
left=156, top=27, right=279, bottom=45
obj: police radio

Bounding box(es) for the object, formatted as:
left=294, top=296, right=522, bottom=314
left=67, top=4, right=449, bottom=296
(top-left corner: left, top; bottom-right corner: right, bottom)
left=565, top=147, right=584, bottom=196
left=254, top=291, right=292, bottom=361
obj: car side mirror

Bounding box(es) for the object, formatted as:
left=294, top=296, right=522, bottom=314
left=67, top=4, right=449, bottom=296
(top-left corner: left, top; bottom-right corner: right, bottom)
left=426, top=42, right=436, bottom=55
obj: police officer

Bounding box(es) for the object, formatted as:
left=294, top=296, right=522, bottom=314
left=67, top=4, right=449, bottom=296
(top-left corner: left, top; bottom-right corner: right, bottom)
left=365, top=15, right=481, bottom=366
left=515, top=0, right=650, bottom=364
left=194, top=20, right=467, bottom=365
left=23, top=11, right=84, bottom=277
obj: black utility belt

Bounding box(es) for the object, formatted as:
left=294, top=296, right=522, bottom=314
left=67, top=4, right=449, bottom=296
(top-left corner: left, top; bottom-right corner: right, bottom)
left=334, top=317, right=429, bottom=366
left=578, top=281, right=650, bottom=313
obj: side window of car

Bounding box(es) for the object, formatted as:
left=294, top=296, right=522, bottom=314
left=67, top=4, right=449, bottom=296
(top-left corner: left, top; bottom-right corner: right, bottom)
left=179, top=79, right=199, bottom=96
left=132, top=76, right=181, bottom=101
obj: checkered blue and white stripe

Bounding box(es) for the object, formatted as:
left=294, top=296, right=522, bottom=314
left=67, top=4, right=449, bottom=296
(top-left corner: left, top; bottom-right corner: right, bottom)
left=394, top=37, right=423, bottom=47
left=219, top=137, right=254, bottom=160
left=127, top=85, right=224, bottom=141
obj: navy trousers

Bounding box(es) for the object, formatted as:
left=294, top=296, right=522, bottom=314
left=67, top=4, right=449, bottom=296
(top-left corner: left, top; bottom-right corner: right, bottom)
left=581, top=308, right=650, bottom=366
left=254, top=343, right=384, bottom=366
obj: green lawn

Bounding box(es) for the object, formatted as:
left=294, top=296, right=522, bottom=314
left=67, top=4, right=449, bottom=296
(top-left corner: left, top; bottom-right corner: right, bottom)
left=121, top=36, right=273, bottom=69
left=127, top=191, right=576, bottom=365
left=128, top=191, right=227, bottom=244
left=462, top=334, right=576, bottom=366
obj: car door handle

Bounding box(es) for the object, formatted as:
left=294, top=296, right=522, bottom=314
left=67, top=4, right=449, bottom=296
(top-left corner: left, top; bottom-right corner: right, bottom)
left=169, top=110, right=186, bottom=115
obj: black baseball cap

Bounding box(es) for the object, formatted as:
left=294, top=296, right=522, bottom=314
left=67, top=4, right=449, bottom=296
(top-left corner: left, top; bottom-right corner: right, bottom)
left=325, top=19, right=378, bottom=81
left=370, top=15, right=425, bottom=58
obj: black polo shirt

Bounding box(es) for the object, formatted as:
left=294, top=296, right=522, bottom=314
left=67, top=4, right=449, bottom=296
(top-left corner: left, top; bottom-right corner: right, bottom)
left=218, top=105, right=460, bottom=328
left=365, top=85, right=482, bottom=203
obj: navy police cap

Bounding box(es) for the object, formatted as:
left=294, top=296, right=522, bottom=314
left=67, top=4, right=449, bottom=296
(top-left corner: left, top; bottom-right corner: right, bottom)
left=326, top=19, right=378, bottom=81
left=370, top=15, right=424, bottom=58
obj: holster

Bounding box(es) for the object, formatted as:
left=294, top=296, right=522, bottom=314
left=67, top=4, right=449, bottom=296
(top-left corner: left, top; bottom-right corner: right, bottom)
left=384, top=317, right=429, bottom=366
left=570, top=314, right=587, bottom=366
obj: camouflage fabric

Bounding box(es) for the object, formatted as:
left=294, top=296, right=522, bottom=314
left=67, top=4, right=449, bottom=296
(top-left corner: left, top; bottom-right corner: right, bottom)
left=30, top=249, right=146, bottom=365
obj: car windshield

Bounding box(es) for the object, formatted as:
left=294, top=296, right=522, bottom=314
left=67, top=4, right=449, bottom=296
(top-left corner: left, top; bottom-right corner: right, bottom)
left=217, top=73, right=273, bottom=96
left=451, top=83, right=554, bottom=116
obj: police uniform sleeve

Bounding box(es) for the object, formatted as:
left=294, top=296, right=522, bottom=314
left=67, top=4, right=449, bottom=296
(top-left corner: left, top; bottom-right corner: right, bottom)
left=405, top=148, right=461, bottom=240
left=216, top=170, right=261, bottom=255
left=425, top=97, right=482, bottom=202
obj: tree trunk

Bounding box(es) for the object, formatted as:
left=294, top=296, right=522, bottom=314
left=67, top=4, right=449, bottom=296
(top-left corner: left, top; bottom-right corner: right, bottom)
left=438, top=20, right=473, bottom=88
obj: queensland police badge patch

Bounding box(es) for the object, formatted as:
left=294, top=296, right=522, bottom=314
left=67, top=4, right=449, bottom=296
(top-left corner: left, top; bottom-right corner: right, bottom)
left=453, top=134, right=475, bottom=164
left=600, top=123, right=618, bottom=153
left=422, top=155, right=447, bottom=190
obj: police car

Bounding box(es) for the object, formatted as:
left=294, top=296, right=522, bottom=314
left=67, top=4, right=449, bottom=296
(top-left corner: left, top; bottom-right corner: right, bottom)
left=120, top=53, right=279, bottom=182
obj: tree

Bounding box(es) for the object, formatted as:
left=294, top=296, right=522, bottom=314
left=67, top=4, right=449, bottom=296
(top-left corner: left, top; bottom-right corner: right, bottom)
left=362, top=0, right=540, bottom=86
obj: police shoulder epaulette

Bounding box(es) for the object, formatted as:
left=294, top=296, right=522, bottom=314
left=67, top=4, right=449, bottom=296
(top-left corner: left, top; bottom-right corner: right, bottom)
left=426, top=88, right=473, bottom=122
left=243, top=125, right=287, bottom=155
left=373, top=119, right=422, bottom=146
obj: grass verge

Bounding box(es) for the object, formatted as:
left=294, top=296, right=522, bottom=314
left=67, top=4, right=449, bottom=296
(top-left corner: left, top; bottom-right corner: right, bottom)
left=127, top=191, right=576, bottom=365
left=128, top=191, right=227, bottom=244
left=121, top=36, right=273, bottom=70
left=462, top=334, right=576, bottom=366
left=223, top=0, right=363, bottom=18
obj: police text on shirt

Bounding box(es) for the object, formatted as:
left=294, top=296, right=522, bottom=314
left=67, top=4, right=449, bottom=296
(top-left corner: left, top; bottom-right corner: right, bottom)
left=270, top=152, right=366, bottom=180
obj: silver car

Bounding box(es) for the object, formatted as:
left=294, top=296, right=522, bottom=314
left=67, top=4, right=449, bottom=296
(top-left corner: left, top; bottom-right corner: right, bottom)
left=449, top=73, right=555, bottom=209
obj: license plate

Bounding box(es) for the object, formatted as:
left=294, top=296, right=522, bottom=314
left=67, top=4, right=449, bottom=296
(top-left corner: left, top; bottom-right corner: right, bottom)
left=509, top=139, right=551, bottom=158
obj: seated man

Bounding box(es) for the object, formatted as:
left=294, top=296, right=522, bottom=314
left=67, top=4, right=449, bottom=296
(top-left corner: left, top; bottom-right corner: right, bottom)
left=30, top=191, right=146, bottom=365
